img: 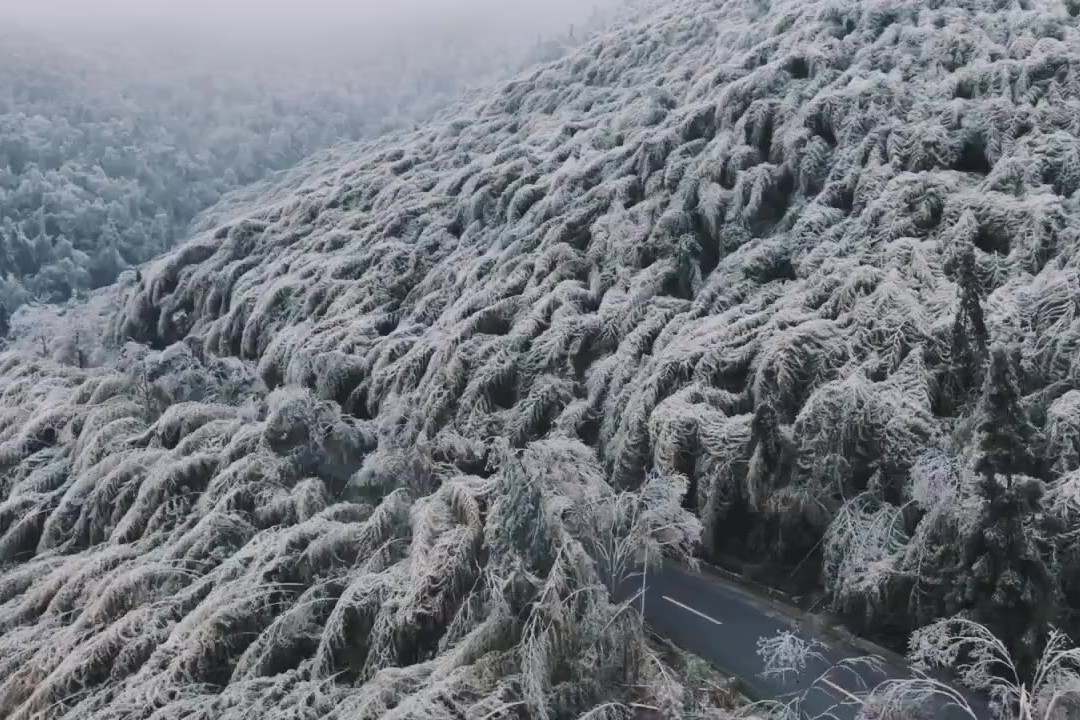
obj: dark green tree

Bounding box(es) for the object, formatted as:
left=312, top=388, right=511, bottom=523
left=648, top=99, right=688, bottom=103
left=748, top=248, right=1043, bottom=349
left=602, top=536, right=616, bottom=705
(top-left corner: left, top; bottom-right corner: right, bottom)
left=0, top=301, right=8, bottom=339
left=963, top=344, right=1054, bottom=677
left=950, top=241, right=988, bottom=397
left=974, top=344, right=1036, bottom=484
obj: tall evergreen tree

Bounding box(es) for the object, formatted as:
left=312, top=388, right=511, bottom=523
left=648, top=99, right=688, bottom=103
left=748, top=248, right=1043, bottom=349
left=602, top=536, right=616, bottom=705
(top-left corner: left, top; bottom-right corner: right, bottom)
left=974, top=344, right=1036, bottom=485
left=0, top=301, right=8, bottom=339
left=964, top=344, right=1054, bottom=677
left=950, top=241, right=988, bottom=397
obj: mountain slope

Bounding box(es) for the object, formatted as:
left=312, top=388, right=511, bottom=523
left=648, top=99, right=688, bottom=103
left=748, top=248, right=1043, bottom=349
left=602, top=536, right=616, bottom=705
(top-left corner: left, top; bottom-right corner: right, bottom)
left=4, top=0, right=1080, bottom=717
left=0, top=2, right=622, bottom=310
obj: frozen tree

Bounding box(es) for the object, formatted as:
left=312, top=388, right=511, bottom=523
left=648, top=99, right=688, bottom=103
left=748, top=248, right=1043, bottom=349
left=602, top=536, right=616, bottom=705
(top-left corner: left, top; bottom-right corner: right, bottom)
left=975, top=345, right=1039, bottom=487
left=577, top=469, right=701, bottom=621
left=949, top=239, right=989, bottom=401
left=822, top=492, right=907, bottom=618
left=755, top=631, right=826, bottom=683
left=963, top=344, right=1056, bottom=675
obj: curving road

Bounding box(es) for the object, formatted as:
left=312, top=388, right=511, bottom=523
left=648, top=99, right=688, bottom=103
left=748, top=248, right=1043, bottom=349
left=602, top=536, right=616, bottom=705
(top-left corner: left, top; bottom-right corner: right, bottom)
left=632, top=562, right=991, bottom=719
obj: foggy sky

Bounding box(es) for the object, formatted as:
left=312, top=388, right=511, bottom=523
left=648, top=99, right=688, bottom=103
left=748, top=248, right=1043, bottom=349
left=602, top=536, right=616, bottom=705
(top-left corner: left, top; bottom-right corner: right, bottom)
left=1, top=0, right=624, bottom=79
left=4, top=0, right=617, bottom=41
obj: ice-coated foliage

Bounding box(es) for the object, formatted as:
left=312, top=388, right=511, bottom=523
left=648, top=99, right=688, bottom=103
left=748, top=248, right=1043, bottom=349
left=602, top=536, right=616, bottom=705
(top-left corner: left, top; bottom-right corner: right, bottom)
left=5, top=0, right=1080, bottom=715
left=755, top=631, right=825, bottom=683
left=106, top=0, right=1080, bottom=565
left=904, top=617, right=1080, bottom=719
left=753, top=618, right=1080, bottom=719
left=0, top=6, right=626, bottom=310
left=0, top=346, right=707, bottom=718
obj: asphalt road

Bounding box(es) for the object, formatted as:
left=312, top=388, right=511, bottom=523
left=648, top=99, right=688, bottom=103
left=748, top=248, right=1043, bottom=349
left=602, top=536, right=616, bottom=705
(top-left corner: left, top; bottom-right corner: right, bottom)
left=630, top=562, right=991, bottom=719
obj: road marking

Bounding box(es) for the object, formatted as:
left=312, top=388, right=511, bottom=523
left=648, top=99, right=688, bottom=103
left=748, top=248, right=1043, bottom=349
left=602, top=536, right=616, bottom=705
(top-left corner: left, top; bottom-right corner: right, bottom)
left=819, top=677, right=863, bottom=704
left=661, top=595, right=723, bottom=625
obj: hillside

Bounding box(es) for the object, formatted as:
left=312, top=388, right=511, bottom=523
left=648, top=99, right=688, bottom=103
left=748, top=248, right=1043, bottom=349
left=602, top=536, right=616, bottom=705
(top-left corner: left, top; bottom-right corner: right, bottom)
left=4, top=0, right=1080, bottom=717
left=0, top=3, right=618, bottom=311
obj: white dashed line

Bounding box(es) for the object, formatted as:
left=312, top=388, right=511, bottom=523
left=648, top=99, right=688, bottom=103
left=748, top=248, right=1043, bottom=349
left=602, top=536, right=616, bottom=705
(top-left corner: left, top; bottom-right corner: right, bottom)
left=661, top=595, right=723, bottom=625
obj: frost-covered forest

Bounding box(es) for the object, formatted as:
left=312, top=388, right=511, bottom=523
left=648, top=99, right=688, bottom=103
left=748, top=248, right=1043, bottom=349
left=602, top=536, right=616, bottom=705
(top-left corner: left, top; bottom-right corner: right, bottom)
left=5, top=0, right=1080, bottom=717
left=0, top=2, right=618, bottom=310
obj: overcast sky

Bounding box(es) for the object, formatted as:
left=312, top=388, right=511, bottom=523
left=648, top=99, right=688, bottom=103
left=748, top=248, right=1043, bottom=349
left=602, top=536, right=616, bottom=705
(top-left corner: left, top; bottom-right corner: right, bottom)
left=0, top=0, right=624, bottom=76
left=4, top=0, right=617, bottom=38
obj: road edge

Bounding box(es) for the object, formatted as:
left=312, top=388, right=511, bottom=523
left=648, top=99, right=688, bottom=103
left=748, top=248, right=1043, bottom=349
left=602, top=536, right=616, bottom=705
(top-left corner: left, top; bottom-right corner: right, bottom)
left=690, top=560, right=910, bottom=669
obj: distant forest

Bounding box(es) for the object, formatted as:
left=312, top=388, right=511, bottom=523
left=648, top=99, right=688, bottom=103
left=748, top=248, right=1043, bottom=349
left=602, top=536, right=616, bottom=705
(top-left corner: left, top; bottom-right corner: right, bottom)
left=0, top=11, right=609, bottom=314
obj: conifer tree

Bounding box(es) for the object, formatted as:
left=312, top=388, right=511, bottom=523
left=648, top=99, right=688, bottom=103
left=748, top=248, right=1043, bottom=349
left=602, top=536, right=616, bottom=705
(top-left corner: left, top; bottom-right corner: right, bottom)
left=964, top=344, right=1054, bottom=677
left=950, top=241, right=989, bottom=398
left=0, top=301, right=8, bottom=340
left=974, top=344, right=1036, bottom=486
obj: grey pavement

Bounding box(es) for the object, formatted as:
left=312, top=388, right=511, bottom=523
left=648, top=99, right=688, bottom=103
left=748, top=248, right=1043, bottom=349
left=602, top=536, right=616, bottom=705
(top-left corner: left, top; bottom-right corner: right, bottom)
left=627, top=561, right=991, bottom=719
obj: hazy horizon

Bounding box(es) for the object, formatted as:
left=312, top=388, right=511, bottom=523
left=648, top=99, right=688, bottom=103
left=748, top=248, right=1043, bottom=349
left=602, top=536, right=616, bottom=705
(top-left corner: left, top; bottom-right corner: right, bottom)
left=1, top=1, right=622, bottom=41
left=0, top=0, right=630, bottom=81
left=0, top=0, right=637, bottom=311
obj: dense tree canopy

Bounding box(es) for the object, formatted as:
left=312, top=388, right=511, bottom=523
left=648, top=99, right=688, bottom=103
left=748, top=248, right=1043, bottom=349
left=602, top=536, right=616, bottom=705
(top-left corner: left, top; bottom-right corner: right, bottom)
left=0, top=12, right=614, bottom=309
left=4, top=0, right=1080, bottom=717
